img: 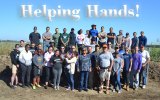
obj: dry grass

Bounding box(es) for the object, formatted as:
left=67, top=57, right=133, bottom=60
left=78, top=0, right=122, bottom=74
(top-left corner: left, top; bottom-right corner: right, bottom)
left=0, top=42, right=18, bottom=55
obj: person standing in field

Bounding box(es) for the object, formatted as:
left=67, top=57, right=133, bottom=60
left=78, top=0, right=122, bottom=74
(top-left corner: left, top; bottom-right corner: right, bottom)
left=98, top=26, right=107, bottom=48
left=116, top=30, right=123, bottom=47
left=124, top=33, right=132, bottom=50
left=76, top=29, right=85, bottom=54
left=60, top=28, right=70, bottom=52
left=32, top=49, right=44, bottom=89
left=29, top=26, right=41, bottom=46
left=107, top=27, right=116, bottom=48
left=139, top=31, right=147, bottom=48
left=77, top=47, right=91, bottom=92
left=44, top=46, right=54, bottom=89
left=131, top=32, right=139, bottom=49
left=19, top=44, right=32, bottom=88
left=50, top=50, right=63, bottom=90
left=112, top=52, right=124, bottom=93
left=18, top=40, right=25, bottom=53
left=83, top=30, right=91, bottom=47
left=122, top=47, right=132, bottom=91
left=69, top=28, right=77, bottom=47
left=98, top=44, right=114, bottom=94
left=42, top=26, right=52, bottom=52
left=130, top=46, right=142, bottom=90
left=139, top=46, right=150, bottom=89
left=10, top=44, right=20, bottom=89
left=65, top=51, right=77, bottom=91
left=52, top=28, right=61, bottom=49
left=89, top=24, right=98, bottom=43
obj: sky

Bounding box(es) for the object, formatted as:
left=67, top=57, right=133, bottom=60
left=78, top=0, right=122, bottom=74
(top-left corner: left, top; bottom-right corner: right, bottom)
left=0, top=0, right=159, bottom=44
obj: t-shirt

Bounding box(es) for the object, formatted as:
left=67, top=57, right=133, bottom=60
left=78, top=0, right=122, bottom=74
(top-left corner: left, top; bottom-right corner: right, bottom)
left=52, top=33, right=61, bottom=47
left=140, top=50, right=150, bottom=63
left=50, top=56, right=62, bottom=69
left=98, top=31, right=107, bottom=43
left=60, top=33, right=70, bottom=44
left=76, top=34, right=85, bottom=44
left=29, top=32, right=41, bottom=45
left=69, top=32, right=76, bottom=45
left=42, top=32, right=52, bottom=42
left=89, top=29, right=98, bottom=41
left=116, top=35, right=123, bottom=45
left=132, top=53, right=142, bottom=71
left=123, top=53, right=132, bottom=71
left=113, top=57, right=122, bottom=72
left=131, top=37, right=139, bottom=49
left=98, top=51, right=114, bottom=68
left=107, top=33, right=116, bottom=44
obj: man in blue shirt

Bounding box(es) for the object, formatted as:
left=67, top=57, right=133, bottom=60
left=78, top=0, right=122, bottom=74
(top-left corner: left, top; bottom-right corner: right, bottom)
left=139, top=31, right=147, bottom=48
left=89, top=24, right=98, bottom=42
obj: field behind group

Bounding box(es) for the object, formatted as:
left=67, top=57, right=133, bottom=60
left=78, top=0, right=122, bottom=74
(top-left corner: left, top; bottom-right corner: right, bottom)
left=1, top=41, right=160, bottom=62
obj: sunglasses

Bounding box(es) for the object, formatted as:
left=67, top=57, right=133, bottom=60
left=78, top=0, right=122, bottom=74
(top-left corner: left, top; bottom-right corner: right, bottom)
left=61, top=48, right=65, bottom=49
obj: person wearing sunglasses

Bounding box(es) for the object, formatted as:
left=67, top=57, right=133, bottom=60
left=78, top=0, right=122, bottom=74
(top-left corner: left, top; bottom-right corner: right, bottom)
left=122, top=47, right=132, bottom=91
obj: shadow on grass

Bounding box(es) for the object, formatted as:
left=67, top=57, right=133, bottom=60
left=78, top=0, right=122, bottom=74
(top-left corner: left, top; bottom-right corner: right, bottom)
left=0, top=66, right=11, bottom=86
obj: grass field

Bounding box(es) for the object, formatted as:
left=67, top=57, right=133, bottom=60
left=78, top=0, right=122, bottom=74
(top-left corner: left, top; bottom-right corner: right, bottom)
left=0, top=41, right=160, bottom=61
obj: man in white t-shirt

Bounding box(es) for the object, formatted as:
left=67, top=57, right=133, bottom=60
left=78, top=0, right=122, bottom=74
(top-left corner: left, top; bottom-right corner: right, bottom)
left=139, top=46, right=150, bottom=89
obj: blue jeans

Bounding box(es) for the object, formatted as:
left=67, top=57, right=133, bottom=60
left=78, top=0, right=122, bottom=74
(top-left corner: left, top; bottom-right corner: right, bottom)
left=79, top=71, right=89, bottom=90
left=43, top=41, right=50, bottom=52
left=52, top=67, right=62, bottom=87
left=140, top=64, right=149, bottom=85
left=65, top=68, right=74, bottom=90
left=130, top=70, right=139, bottom=88
left=113, top=71, right=121, bottom=90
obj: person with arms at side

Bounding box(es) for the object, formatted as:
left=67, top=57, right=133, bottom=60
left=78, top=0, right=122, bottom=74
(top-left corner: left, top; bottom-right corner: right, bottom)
left=130, top=46, right=142, bottom=90
left=125, top=32, right=132, bottom=50
left=42, top=26, right=52, bottom=52
left=52, top=28, right=61, bottom=49
left=112, top=52, right=124, bottom=93
left=98, top=44, right=114, bottom=94
left=131, top=32, right=139, bottom=50
left=69, top=28, right=77, bottom=47
left=76, top=29, right=85, bottom=55
left=84, top=30, right=91, bottom=47
left=122, top=47, right=132, bottom=91
left=139, top=31, right=147, bottom=48
left=89, top=24, right=98, bottom=43
left=116, top=30, right=123, bottom=47
left=19, top=44, right=32, bottom=88
left=60, top=28, right=70, bottom=52
left=108, top=42, right=115, bottom=53
left=50, top=50, right=63, bottom=90
left=19, top=40, right=25, bottom=53
left=10, top=44, right=20, bottom=89
left=32, top=49, right=44, bottom=89
left=29, top=26, right=41, bottom=46
left=44, top=46, right=54, bottom=89
left=139, top=46, right=150, bottom=89
left=77, top=48, right=91, bottom=92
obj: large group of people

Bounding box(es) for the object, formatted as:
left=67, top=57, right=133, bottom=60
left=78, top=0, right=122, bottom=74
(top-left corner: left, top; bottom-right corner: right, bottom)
left=9, top=24, right=150, bottom=95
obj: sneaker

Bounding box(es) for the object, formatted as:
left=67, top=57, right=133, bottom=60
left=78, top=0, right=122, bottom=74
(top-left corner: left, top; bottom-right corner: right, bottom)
left=14, top=84, right=18, bottom=88
left=21, top=85, right=26, bottom=88
left=142, top=85, right=146, bottom=89
left=36, top=84, right=41, bottom=88
left=66, top=87, right=71, bottom=91
left=32, top=85, right=36, bottom=90
left=134, top=87, right=138, bottom=90
left=44, top=85, right=48, bottom=89
left=54, top=86, right=57, bottom=90
left=79, top=89, right=82, bottom=92
left=112, top=89, right=116, bottom=93
left=84, top=89, right=88, bottom=92
left=71, top=89, right=75, bottom=91
left=57, top=86, right=60, bottom=90
left=118, top=90, right=122, bottom=93
left=126, top=86, right=129, bottom=91
left=10, top=85, right=15, bottom=89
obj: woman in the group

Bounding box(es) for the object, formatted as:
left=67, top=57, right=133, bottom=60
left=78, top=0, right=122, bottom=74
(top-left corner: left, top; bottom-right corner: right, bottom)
left=76, top=29, right=85, bottom=54
left=50, top=50, right=63, bottom=90
left=84, top=30, right=91, bottom=47
left=44, top=46, right=54, bottom=89
left=65, top=51, right=78, bottom=91
left=77, top=48, right=91, bottom=92
left=32, top=49, right=44, bottom=89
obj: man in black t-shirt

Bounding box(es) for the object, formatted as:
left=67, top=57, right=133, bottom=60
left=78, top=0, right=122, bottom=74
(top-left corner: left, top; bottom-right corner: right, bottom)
left=107, top=27, right=116, bottom=48
left=29, top=26, right=41, bottom=45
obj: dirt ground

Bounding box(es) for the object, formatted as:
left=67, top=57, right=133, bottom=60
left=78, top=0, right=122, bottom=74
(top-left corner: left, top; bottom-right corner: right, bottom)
left=0, top=55, right=160, bottom=100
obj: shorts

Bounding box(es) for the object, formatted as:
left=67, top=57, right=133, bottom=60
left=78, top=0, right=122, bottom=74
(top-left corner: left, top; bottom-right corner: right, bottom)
left=12, top=64, right=17, bottom=74
left=34, top=66, right=42, bottom=77
left=99, top=69, right=111, bottom=81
